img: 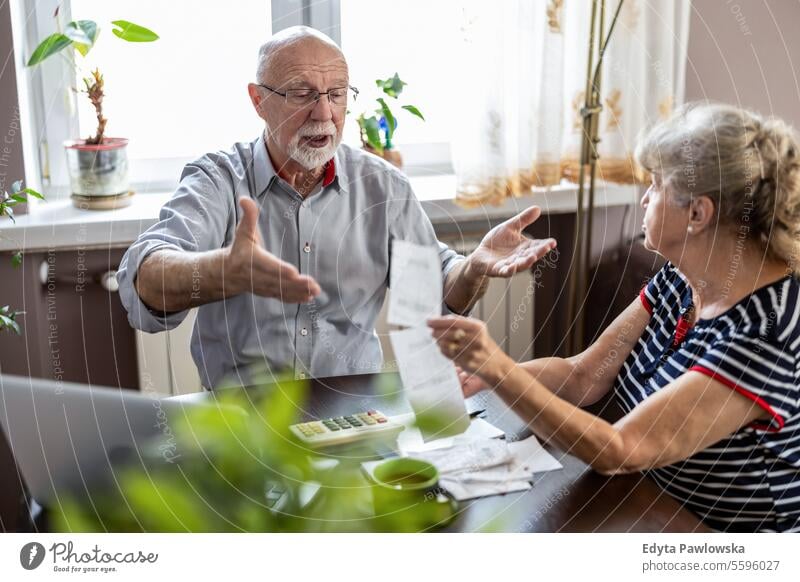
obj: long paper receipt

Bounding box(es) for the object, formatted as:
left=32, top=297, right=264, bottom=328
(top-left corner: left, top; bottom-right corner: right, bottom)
left=387, top=240, right=442, bottom=327
left=390, top=326, right=470, bottom=438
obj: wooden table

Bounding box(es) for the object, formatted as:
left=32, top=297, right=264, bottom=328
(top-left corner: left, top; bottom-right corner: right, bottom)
left=175, top=372, right=709, bottom=533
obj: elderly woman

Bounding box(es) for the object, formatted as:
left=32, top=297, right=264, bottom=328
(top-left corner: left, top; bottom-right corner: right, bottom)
left=428, top=103, right=800, bottom=533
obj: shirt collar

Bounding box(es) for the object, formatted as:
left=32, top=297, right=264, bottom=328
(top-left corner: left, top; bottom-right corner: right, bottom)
left=253, top=133, right=348, bottom=197
left=253, top=132, right=277, bottom=198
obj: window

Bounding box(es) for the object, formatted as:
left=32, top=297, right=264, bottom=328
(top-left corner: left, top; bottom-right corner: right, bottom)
left=340, top=0, right=466, bottom=173
left=24, top=0, right=270, bottom=194
left=70, top=0, right=269, bottom=168
left=21, top=0, right=462, bottom=195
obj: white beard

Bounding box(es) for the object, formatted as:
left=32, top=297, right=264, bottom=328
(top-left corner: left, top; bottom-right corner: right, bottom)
left=286, top=121, right=341, bottom=170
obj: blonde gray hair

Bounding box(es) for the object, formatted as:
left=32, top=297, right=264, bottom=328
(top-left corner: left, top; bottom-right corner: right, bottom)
left=635, top=103, right=800, bottom=273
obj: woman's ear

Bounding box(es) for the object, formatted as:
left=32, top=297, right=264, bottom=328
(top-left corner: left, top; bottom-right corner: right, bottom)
left=688, top=195, right=716, bottom=234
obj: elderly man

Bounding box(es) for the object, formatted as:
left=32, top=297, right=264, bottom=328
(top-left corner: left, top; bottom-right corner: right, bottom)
left=117, top=27, right=556, bottom=389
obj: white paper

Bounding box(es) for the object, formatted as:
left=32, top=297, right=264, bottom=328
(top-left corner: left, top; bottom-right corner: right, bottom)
left=411, top=439, right=511, bottom=474
left=396, top=416, right=505, bottom=454
left=507, top=434, right=564, bottom=474
left=439, top=476, right=532, bottom=501
left=389, top=326, right=470, bottom=438
left=363, top=420, right=563, bottom=502
left=422, top=435, right=561, bottom=501
left=387, top=240, right=442, bottom=328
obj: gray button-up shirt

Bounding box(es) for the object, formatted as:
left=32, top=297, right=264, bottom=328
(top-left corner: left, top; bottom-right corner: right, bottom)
left=117, top=136, right=464, bottom=388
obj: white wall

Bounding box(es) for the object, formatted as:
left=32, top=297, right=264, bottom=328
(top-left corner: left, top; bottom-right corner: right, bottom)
left=684, top=0, right=800, bottom=128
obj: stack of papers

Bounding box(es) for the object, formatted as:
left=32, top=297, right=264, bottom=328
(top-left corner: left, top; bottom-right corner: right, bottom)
left=411, top=433, right=563, bottom=501
left=365, top=416, right=563, bottom=501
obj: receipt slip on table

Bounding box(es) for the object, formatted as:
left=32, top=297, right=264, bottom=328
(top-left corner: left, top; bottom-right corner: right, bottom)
left=174, top=372, right=709, bottom=533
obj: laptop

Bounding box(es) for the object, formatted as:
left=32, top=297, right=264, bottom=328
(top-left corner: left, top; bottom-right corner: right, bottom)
left=0, top=374, right=202, bottom=504
left=0, top=374, right=320, bottom=515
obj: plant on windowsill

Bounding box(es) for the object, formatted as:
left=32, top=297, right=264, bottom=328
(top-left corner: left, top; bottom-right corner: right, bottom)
left=356, top=73, right=425, bottom=170
left=0, top=181, right=44, bottom=334
left=26, top=13, right=158, bottom=210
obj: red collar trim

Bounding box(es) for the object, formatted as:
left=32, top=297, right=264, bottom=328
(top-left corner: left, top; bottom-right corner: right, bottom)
left=673, top=315, right=693, bottom=347
left=322, top=158, right=336, bottom=187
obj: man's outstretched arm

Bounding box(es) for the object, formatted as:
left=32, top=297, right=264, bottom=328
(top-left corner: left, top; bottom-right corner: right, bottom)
left=135, top=198, right=320, bottom=313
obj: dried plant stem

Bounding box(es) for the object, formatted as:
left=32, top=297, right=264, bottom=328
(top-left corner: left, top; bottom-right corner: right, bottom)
left=83, top=68, right=107, bottom=145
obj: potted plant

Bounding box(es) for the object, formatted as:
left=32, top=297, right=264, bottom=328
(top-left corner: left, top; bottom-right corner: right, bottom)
left=356, top=73, right=424, bottom=169
left=27, top=16, right=158, bottom=209
left=51, top=369, right=462, bottom=532
left=0, top=180, right=43, bottom=333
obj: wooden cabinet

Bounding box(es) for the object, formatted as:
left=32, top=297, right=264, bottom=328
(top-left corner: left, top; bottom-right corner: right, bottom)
left=0, top=246, right=142, bottom=530
left=0, top=248, right=139, bottom=388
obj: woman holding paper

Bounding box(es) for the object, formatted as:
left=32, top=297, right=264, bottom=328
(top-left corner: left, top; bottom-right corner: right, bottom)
left=428, top=103, right=800, bottom=533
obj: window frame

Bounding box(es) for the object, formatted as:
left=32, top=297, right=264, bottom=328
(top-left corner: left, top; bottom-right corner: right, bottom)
left=18, top=0, right=451, bottom=199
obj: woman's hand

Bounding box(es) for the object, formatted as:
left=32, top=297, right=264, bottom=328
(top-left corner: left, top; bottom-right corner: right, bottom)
left=456, top=366, right=489, bottom=398
left=427, top=315, right=513, bottom=385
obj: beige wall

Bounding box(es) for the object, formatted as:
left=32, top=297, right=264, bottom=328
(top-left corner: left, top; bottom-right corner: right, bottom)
left=685, top=0, right=800, bottom=128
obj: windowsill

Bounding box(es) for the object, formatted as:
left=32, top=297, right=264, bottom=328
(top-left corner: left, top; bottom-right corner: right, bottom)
left=0, top=175, right=640, bottom=253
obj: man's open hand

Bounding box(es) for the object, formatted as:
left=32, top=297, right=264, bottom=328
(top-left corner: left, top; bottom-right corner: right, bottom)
left=467, top=206, right=557, bottom=278
left=224, top=197, right=321, bottom=303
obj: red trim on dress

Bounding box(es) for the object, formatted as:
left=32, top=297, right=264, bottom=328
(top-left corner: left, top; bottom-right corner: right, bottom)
left=673, top=315, right=692, bottom=347
left=639, top=287, right=653, bottom=315
left=689, top=365, right=785, bottom=432
left=322, top=158, right=336, bottom=187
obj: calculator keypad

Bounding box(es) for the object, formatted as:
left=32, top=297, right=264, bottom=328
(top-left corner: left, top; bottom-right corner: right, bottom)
left=291, top=410, right=400, bottom=447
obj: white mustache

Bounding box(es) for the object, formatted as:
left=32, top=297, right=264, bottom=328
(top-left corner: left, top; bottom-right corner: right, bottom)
left=298, top=122, right=336, bottom=138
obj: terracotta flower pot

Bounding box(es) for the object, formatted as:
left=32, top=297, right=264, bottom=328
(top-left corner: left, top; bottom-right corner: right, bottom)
left=363, top=144, right=403, bottom=169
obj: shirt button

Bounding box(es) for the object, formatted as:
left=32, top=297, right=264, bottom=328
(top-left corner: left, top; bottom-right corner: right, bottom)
left=300, top=327, right=308, bottom=336
left=303, top=243, right=311, bottom=253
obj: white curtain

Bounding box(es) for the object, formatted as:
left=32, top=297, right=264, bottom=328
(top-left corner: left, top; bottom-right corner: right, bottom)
left=453, top=0, right=691, bottom=207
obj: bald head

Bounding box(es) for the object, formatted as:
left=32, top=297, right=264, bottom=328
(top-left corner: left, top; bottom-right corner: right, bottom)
left=256, top=26, right=345, bottom=84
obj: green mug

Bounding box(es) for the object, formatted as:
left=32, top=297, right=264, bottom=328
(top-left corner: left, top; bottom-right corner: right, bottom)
left=371, top=457, right=458, bottom=532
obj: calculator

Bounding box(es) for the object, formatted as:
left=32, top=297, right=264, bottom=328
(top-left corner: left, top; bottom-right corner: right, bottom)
left=290, top=410, right=405, bottom=449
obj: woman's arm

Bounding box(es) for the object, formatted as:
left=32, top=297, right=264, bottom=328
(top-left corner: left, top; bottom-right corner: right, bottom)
left=517, top=298, right=650, bottom=406
left=428, top=316, right=769, bottom=475
left=493, top=364, right=766, bottom=474
left=450, top=297, right=650, bottom=406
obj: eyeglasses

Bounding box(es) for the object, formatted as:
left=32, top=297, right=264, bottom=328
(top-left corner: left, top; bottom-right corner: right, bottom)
left=256, top=84, right=359, bottom=108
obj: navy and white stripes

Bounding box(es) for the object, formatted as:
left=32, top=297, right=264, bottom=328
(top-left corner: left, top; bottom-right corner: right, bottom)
left=616, top=262, right=800, bottom=532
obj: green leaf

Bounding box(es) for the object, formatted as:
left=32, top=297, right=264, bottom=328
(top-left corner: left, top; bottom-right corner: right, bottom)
left=376, top=73, right=406, bottom=98
left=123, top=472, right=211, bottom=532
left=376, top=98, right=396, bottom=142
left=11, top=252, right=22, bottom=268
left=20, top=187, right=44, bottom=200
left=75, top=20, right=99, bottom=43
left=110, top=20, right=159, bottom=42
left=64, top=22, right=92, bottom=45
left=27, top=32, right=72, bottom=66
left=0, top=313, right=21, bottom=335
left=66, top=20, right=99, bottom=57
left=11, top=194, right=27, bottom=203
left=362, top=116, right=382, bottom=152
left=401, top=104, right=425, bottom=121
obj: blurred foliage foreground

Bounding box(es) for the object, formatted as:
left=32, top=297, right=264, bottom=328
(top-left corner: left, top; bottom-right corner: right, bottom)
left=53, top=377, right=454, bottom=533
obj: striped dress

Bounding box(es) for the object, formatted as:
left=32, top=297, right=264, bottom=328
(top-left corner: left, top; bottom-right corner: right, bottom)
left=614, top=262, right=800, bottom=532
